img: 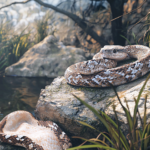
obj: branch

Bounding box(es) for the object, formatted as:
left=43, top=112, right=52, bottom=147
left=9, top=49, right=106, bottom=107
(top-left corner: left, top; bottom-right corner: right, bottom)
left=0, top=0, right=108, bottom=46
left=110, top=0, right=146, bottom=22
left=128, top=12, right=150, bottom=32
left=34, top=0, right=108, bottom=46
left=0, top=0, right=31, bottom=10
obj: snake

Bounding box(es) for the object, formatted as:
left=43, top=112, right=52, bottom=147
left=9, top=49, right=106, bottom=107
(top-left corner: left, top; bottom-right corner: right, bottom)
left=64, top=45, right=150, bottom=87
left=0, top=111, right=72, bottom=150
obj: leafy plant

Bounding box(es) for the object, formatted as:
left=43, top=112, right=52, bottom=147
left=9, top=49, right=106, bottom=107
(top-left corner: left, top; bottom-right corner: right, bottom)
left=0, top=10, right=55, bottom=73
left=68, top=74, right=150, bottom=150
left=120, top=32, right=138, bottom=45
left=34, top=11, right=52, bottom=43
left=7, top=29, right=31, bottom=64
left=120, top=34, right=131, bottom=45
left=0, top=21, right=32, bottom=72
left=144, top=12, right=150, bottom=47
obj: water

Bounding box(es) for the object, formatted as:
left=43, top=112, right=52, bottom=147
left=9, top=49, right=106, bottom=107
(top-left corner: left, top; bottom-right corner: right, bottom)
left=0, top=76, right=54, bottom=121
left=0, top=76, right=54, bottom=149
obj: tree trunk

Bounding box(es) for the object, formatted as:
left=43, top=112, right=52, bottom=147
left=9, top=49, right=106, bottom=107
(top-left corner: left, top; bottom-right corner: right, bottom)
left=107, top=0, right=127, bottom=45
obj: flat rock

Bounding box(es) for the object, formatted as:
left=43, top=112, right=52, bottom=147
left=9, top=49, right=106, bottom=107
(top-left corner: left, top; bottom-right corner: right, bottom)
left=35, top=74, right=150, bottom=138
left=5, top=35, right=86, bottom=77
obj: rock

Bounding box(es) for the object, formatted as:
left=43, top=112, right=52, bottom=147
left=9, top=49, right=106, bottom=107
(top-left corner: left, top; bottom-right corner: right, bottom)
left=35, top=76, right=110, bottom=139
left=5, top=35, right=86, bottom=77
left=35, top=74, right=150, bottom=138
left=106, top=76, right=150, bottom=125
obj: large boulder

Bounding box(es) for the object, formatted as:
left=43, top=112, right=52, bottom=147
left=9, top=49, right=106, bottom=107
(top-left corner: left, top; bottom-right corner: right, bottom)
left=5, top=35, right=86, bottom=77
left=35, top=74, right=150, bottom=139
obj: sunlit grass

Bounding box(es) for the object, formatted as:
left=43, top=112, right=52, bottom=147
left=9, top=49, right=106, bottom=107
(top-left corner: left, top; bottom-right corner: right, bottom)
left=0, top=23, right=32, bottom=72
left=34, top=11, right=53, bottom=43
left=0, top=11, right=55, bottom=73
left=68, top=74, right=150, bottom=150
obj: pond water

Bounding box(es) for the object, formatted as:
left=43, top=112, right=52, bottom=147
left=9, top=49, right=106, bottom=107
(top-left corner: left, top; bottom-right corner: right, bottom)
left=0, top=76, right=54, bottom=149
left=0, top=76, right=54, bottom=121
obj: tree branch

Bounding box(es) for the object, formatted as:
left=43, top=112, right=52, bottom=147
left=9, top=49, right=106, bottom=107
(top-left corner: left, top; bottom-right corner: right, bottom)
left=110, top=0, right=146, bottom=21
left=0, top=0, right=108, bottom=46
left=0, top=0, right=31, bottom=10
left=34, top=0, right=108, bottom=46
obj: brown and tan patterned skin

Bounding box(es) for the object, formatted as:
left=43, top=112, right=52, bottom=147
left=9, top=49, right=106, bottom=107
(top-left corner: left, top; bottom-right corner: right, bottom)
left=0, top=111, right=72, bottom=150
left=65, top=45, right=150, bottom=87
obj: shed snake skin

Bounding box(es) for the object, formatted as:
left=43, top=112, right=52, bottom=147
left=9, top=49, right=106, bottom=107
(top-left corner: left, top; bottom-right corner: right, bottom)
left=0, top=111, right=72, bottom=150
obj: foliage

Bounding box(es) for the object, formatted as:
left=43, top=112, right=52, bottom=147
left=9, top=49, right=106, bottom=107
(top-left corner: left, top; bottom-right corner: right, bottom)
left=68, top=74, right=150, bottom=150
left=144, top=12, right=150, bottom=47
left=0, top=21, right=10, bottom=71
left=34, top=11, right=53, bottom=43
left=0, top=21, right=32, bottom=72
left=0, top=10, right=55, bottom=72
left=120, top=32, right=139, bottom=45
left=7, top=29, right=31, bottom=64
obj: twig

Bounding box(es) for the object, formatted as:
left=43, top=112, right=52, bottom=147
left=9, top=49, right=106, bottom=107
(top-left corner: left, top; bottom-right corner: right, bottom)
left=128, top=12, right=150, bottom=32
left=0, top=0, right=108, bottom=46
left=111, top=0, right=147, bottom=22
left=0, top=0, right=31, bottom=10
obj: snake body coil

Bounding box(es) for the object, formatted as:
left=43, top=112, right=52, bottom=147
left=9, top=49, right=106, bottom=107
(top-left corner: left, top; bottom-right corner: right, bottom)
left=65, top=45, right=150, bottom=87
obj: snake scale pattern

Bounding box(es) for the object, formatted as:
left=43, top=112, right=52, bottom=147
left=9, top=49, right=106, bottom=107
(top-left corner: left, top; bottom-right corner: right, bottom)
left=65, top=45, right=150, bottom=87
left=0, top=111, right=72, bottom=150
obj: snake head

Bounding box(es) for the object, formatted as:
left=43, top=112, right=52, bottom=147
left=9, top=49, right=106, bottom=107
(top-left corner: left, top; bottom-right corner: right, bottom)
left=100, top=45, right=130, bottom=61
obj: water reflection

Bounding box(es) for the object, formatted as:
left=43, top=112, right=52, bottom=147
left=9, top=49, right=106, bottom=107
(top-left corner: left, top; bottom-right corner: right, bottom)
left=0, top=76, right=54, bottom=120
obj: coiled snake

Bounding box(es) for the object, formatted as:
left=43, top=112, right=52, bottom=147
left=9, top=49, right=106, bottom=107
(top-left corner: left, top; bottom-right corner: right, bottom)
left=65, top=45, right=150, bottom=87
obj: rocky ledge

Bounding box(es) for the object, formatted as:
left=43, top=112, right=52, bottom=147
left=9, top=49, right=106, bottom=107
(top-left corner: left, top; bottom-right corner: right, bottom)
left=5, top=35, right=86, bottom=77
left=35, top=75, right=150, bottom=138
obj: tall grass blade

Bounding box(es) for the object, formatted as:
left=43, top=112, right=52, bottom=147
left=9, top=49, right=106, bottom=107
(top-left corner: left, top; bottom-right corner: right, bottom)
left=113, top=104, right=121, bottom=149
left=133, top=97, right=143, bottom=130
left=73, top=94, right=129, bottom=150
left=120, top=35, right=131, bottom=45
left=100, top=110, right=129, bottom=149
left=143, top=95, right=147, bottom=129
left=110, top=85, right=133, bottom=141
left=133, top=74, right=150, bottom=127
left=78, top=121, right=98, bottom=131
left=67, top=144, right=117, bottom=150
left=71, top=136, right=109, bottom=146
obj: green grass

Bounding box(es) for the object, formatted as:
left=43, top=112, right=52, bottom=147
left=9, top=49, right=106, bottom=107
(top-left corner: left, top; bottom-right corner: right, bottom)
left=68, top=74, right=150, bottom=150
left=34, top=11, right=53, bottom=43
left=0, top=11, right=55, bottom=73
left=144, top=12, right=150, bottom=47
left=0, top=25, right=32, bottom=71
